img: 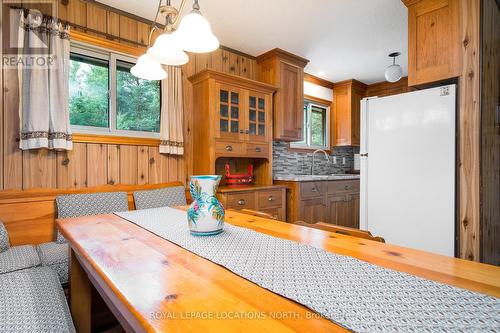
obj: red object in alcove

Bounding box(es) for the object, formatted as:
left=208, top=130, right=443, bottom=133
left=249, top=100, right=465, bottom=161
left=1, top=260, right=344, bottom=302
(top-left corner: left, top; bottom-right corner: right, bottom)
left=224, top=163, right=253, bottom=185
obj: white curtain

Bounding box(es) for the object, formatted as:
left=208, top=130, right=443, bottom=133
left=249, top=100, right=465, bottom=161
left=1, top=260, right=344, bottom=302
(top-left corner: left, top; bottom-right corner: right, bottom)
left=159, top=66, right=184, bottom=155
left=17, top=10, right=72, bottom=150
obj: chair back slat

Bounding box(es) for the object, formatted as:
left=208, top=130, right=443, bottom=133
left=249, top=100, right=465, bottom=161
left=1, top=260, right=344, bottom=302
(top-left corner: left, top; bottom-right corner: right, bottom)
left=296, top=221, right=385, bottom=243
left=238, top=209, right=278, bottom=220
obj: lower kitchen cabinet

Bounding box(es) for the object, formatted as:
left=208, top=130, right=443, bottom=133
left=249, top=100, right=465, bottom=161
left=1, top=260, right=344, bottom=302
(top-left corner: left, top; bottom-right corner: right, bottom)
left=217, top=185, right=287, bottom=221
left=275, top=179, right=360, bottom=228
left=348, top=193, right=360, bottom=228
left=327, top=193, right=359, bottom=228
left=299, top=197, right=327, bottom=224
left=327, top=195, right=349, bottom=226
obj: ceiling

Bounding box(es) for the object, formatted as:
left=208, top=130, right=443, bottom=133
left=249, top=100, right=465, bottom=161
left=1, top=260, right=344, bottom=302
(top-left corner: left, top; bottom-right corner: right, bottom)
left=97, top=0, right=408, bottom=84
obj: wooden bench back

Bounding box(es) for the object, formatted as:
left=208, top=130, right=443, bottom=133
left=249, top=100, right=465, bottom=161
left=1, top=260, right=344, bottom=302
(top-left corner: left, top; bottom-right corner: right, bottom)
left=0, top=182, right=187, bottom=246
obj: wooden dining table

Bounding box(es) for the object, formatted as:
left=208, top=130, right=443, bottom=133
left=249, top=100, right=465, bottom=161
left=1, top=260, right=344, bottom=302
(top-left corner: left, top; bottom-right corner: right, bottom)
left=58, top=207, right=500, bottom=333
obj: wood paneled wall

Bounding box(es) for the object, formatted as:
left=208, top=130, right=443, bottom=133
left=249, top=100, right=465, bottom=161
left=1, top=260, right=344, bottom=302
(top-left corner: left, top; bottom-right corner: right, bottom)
left=0, top=0, right=257, bottom=191
left=365, top=77, right=413, bottom=98
left=480, top=0, right=500, bottom=265
left=458, top=0, right=482, bottom=262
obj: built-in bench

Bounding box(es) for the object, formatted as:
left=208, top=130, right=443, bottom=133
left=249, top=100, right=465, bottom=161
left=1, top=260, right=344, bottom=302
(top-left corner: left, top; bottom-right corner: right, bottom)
left=0, top=182, right=188, bottom=246
left=0, top=182, right=188, bottom=332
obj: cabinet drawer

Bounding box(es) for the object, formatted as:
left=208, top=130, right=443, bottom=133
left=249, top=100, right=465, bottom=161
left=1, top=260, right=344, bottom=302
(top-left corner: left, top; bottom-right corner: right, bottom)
left=300, top=182, right=326, bottom=198
left=215, top=140, right=244, bottom=155
left=257, top=190, right=283, bottom=209
left=327, top=180, right=359, bottom=194
left=246, top=143, right=269, bottom=157
left=225, top=192, right=255, bottom=210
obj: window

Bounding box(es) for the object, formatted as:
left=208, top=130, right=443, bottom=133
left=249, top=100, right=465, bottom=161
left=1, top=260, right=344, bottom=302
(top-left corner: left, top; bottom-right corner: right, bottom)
left=69, top=44, right=161, bottom=138
left=291, top=100, right=330, bottom=150
left=69, top=53, right=109, bottom=128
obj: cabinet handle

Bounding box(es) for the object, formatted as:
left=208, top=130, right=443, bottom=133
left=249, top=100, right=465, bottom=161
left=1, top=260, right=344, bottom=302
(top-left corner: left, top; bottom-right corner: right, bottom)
left=239, top=130, right=244, bottom=134
left=238, top=199, right=246, bottom=205
left=268, top=196, right=275, bottom=201
left=225, top=145, right=233, bottom=151
left=255, top=147, right=262, bottom=152
left=311, top=187, right=317, bottom=192
left=245, top=130, right=249, bottom=134
left=344, top=185, right=351, bottom=190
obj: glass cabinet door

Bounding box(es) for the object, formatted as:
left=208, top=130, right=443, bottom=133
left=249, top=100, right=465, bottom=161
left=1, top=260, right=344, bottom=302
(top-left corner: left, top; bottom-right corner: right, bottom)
left=247, top=92, right=269, bottom=142
left=217, top=84, right=243, bottom=140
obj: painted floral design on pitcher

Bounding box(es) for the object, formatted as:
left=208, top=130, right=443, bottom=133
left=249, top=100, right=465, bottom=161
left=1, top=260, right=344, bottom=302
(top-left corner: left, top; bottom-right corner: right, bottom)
left=187, top=175, right=225, bottom=236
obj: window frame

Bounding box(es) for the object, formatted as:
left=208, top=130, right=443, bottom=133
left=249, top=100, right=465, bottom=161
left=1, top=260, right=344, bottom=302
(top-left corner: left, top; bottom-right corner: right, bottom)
left=69, top=42, right=161, bottom=139
left=290, top=99, right=330, bottom=150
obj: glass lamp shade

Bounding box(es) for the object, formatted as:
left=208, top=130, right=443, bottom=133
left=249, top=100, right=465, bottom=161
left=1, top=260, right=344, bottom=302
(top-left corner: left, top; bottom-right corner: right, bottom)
left=147, top=32, right=189, bottom=66
left=384, top=64, right=403, bottom=83
left=130, top=54, right=167, bottom=81
left=176, top=11, right=219, bottom=53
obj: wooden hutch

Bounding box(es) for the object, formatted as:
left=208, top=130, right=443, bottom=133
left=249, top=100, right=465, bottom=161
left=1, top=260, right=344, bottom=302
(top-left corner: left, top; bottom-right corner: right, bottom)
left=189, top=70, right=287, bottom=220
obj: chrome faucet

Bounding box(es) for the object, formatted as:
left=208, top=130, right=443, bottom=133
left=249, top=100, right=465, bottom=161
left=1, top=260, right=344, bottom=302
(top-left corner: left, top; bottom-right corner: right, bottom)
left=311, top=149, right=329, bottom=175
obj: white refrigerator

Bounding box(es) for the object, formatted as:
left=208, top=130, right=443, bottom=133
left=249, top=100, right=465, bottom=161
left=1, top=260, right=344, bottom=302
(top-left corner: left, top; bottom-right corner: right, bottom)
left=360, top=84, right=456, bottom=257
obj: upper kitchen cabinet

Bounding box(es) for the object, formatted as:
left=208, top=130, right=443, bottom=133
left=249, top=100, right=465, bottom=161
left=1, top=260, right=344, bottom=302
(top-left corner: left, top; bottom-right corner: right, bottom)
left=188, top=70, right=276, bottom=182
left=257, top=49, right=309, bottom=141
left=332, top=79, right=366, bottom=146
left=403, top=0, right=460, bottom=86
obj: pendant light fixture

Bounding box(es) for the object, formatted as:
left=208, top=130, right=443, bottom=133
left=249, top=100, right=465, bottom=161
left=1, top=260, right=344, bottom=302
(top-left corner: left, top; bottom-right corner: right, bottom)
left=131, top=0, right=219, bottom=80
left=147, top=33, right=189, bottom=66
left=131, top=54, right=167, bottom=80
left=176, top=0, right=219, bottom=53
left=384, top=52, right=403, bottom=83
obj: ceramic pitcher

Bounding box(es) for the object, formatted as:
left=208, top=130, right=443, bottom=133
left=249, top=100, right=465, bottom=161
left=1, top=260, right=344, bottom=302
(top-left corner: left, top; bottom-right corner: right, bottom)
left=187, top=175, right=225, bottom=236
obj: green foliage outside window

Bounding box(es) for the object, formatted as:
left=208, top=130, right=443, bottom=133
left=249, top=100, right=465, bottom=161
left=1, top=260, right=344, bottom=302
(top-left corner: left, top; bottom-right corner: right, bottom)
left=69, top=55, right=109, bottom=128
left=311, top=106, right=326, bottom=146
left=69, top=52, right=161, bottom=134
left=116, top=61, right=160, bottom=132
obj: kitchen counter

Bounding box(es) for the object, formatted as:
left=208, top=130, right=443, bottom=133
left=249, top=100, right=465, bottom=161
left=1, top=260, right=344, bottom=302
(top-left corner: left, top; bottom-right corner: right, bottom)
left=273, top=174, right=360, bottom=182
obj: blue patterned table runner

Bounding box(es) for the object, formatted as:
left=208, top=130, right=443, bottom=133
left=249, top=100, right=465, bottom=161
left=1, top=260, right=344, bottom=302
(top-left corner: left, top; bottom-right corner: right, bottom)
left=115, top=207, right=500, bottom=333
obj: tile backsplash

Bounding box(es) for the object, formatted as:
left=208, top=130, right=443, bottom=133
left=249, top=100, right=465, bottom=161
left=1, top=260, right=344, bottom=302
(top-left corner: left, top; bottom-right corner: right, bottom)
left=273, top=141, right=359, bottom=176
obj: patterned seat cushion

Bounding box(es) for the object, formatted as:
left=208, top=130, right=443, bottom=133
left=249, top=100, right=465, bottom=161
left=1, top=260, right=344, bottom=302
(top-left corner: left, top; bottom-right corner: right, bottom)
left=36, top=242, right=69, bottom=285
left=0, top=222, right=9, bottom=253
left=0, top=245, right=41, bottom=275
left=56, top=191, right=129, bottom=243
left=0, top=266, right=75, bottom=332
left=133, top=186, right=187, bottom=210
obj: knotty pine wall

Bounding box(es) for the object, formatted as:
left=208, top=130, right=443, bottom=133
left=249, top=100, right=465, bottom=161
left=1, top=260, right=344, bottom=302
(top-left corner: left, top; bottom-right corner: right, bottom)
left=480, top=0, right=500, bottom=265
left=0, top=0, right=257, bottom=191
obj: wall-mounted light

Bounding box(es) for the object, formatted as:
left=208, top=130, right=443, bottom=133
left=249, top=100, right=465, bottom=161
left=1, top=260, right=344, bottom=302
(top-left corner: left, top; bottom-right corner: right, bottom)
left=384, top=52, right=403, bottom=83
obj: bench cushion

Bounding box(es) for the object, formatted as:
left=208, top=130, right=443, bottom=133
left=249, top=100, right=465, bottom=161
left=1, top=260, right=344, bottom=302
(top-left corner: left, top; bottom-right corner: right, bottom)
left=0, top=266, right=75, bottom=332
left=36, top=242, right=69, bottom=285
left=56, top=191, right=129, bottom=243
left=133, top=186, right=187, bottom=210
left=0, top=245, right=41, bottom=275
left=0, top=222, right=9, bottom=253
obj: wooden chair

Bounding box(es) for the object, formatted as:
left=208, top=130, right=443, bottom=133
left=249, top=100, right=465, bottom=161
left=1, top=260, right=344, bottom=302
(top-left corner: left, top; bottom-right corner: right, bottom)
left=236, top=209, right=278, bottom=220
left=295, top=221, right=385, bottom=243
